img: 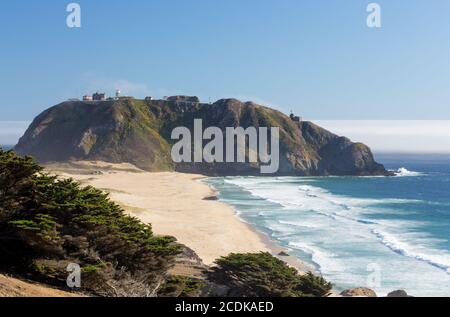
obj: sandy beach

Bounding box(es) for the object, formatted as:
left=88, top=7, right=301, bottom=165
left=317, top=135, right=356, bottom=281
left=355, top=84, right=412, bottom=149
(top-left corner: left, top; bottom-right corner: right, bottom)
left=45, top=161, right=275, bottom=266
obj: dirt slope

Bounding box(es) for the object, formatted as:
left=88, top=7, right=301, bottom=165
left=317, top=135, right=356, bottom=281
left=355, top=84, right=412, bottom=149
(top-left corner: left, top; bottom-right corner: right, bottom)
left=0, top=274, right=82, bottom=297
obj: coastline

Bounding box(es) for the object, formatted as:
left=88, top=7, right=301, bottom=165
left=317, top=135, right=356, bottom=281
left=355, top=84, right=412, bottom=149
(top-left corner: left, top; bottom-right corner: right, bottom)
left=244, top=220, right=314, bottom=273
left=201, top=178, right=314, bottom=273
left=44, top=161, right=308, bottom=270
left=44, top=161, right=309, bottom=272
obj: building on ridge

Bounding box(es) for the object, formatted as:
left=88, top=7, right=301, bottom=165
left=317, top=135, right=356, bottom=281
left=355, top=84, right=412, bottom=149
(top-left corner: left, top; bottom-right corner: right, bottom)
left=93, top=92, right=106, bottom=101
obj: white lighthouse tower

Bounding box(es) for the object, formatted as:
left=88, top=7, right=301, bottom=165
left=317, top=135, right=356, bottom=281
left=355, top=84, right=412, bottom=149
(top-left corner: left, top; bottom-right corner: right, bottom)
left=115, top=89, right=121, bottom=100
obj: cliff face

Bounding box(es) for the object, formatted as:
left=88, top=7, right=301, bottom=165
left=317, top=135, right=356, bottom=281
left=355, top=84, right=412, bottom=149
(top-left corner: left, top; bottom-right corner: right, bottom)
left=15, top=98, right=388, bottom=176
left=15, top=100, right=174, bottom=172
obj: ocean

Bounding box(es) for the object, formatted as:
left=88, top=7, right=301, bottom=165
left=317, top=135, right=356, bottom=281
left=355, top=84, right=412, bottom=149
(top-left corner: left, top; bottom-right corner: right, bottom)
left=205, top=154, right=450, bottom=297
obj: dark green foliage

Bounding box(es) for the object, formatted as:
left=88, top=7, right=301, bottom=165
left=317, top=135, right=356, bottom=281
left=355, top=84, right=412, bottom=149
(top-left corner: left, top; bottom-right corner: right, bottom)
left=158, top=276, right=205, bottom=297
left=0, top=149, right=180, bottom=295
left=208, top=252, right=332, bottom=297
left=297, top=272, right=333, bottom=297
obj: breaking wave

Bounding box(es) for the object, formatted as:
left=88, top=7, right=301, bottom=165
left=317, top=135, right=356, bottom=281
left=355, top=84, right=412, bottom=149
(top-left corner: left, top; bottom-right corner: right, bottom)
left=392, top=167, right=424, bottom=177
left=371, top=229, right=450, bottom=274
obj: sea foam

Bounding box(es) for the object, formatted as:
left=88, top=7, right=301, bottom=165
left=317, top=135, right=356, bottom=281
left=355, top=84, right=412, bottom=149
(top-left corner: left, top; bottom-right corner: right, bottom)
left=392, top=167, right=424, bottom=177
left=371, top=229, right=450, bottom=274
left=224, top=177, right=450, bottom=274
left=212, top=176, right=450, bottom=296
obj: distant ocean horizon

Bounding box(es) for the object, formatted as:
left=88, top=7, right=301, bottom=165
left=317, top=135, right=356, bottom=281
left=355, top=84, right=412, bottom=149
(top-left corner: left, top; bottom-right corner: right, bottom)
left=206, top=153, right=450, bottom=297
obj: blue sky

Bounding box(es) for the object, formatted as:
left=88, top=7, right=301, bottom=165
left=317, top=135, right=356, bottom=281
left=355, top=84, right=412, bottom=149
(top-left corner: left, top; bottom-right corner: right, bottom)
left=0, top=0, right=449, bottom=121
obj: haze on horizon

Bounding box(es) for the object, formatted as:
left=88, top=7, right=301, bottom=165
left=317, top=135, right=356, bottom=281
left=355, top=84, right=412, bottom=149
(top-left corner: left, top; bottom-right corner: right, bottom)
left=2, top=119, right=450, bottom=155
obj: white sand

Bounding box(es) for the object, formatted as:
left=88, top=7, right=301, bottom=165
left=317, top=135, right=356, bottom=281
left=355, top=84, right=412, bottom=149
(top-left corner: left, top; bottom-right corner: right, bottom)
left=46, top=161, right=270, bottom=265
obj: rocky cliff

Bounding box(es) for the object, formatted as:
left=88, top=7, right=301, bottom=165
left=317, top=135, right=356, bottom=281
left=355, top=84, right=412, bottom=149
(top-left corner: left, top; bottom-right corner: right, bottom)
left=15, top=98, right=388, bottom=176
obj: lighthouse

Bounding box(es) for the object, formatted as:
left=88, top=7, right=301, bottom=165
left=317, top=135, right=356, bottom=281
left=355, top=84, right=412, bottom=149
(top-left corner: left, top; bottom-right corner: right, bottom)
left=115, top=89, right=121, bottom=100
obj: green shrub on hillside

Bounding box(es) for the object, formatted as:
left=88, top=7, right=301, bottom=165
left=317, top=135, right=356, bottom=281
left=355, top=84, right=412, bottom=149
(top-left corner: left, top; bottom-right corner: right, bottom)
left=208, top=252, right=332, bottom=297
left=158, top=275, right=205, bottom=297
left=0, top=148, right=180, bottom=296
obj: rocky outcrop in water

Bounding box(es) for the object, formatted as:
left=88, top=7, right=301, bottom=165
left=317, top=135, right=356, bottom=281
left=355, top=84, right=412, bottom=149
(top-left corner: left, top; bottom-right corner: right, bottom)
left=387, top=290, right=412, bottom=297
left=340, top=288, right=378, bottom=297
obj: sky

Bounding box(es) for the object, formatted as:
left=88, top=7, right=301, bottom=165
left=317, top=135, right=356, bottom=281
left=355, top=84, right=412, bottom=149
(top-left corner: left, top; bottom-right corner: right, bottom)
left=1, top=1, right=450, bottom=151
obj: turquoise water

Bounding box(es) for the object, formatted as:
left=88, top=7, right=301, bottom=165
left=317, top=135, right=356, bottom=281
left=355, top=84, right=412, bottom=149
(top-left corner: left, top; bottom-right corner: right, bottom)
left=205, top=154, right=450, bottom=297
